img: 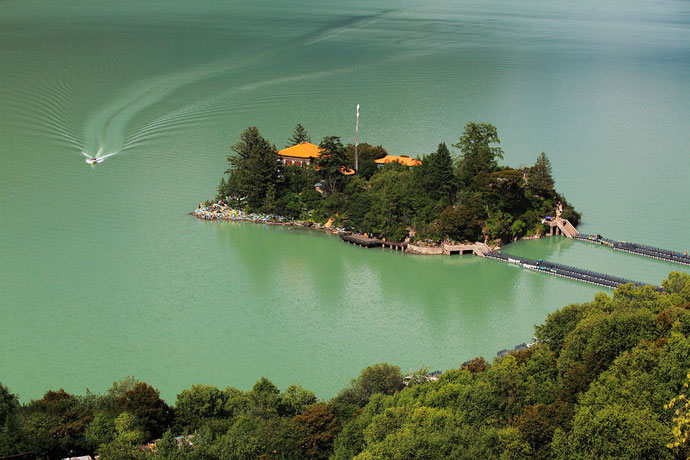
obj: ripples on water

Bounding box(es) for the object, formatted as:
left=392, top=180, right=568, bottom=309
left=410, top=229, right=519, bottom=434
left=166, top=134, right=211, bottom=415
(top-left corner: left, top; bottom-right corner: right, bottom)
left=0, top=0, right=689, bottom=401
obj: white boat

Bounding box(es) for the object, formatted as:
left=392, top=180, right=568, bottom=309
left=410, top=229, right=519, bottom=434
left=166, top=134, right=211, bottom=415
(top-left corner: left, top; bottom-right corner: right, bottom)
left=81, top=151, right=117, bottom=165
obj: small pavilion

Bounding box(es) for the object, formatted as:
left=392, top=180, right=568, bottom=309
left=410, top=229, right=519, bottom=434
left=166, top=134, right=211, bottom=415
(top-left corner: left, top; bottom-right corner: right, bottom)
left=277, top=142, right=321, bottom=167
left=374, top=155, right=422, bottom=168
left=277, top=142, right=355, bottom=175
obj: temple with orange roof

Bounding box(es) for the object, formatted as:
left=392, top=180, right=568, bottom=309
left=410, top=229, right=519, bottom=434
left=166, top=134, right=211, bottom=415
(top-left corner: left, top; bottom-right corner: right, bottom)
left=277, top=142, right=354, bottom=174
left=277, top=142, right=322, bottom=167
left=374, top=155, right=422, bottom=168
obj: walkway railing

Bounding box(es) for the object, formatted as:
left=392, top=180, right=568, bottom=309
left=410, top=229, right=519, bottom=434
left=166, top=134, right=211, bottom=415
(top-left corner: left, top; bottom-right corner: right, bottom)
left=575, top=234, right=690, bottom=265
left=485, top=252, right=660, bottom=291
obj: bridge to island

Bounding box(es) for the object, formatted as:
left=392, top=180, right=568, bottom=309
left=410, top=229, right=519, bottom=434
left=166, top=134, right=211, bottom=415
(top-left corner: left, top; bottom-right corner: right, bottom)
left=340, top=216, right=688, bottom=291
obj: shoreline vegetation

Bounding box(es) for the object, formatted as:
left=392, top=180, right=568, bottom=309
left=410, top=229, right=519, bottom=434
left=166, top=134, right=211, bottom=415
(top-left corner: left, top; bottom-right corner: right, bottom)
left=3, top=272, right=690, bottom=459
left=192, top=122, right=580, bottom=251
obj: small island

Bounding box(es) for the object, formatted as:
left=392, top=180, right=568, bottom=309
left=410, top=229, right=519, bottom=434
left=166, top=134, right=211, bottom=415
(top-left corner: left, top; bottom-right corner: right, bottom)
left=195, top=122, right=580, bottom=249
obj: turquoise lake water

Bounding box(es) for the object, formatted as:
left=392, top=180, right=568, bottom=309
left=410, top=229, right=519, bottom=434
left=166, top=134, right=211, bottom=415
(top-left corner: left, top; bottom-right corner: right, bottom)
left=1, top=0, right=689, bottom=401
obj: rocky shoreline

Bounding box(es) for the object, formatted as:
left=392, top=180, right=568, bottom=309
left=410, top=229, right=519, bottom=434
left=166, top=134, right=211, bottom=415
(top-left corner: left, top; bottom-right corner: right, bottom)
left=192, top=201, right=521, bottom=255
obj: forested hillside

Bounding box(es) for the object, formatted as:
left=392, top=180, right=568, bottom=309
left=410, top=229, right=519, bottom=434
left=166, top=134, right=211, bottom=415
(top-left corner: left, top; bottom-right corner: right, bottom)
left=3, top=273, right=690, bottom=459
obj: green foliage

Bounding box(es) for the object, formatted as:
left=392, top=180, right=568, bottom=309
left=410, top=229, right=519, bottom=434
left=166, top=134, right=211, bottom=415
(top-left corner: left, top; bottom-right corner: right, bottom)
left=529, top=152, right=555, bottom=194
left=292, top=402, right=340, bottom=459
left=287, top=123, right=311, bottom=146
left=437, top=196, right=485, bottom=242
left=358, top=168, right=415, bottom=241
left=116, top=382, right=172, bottom=439
left=334, top=363, right=404, bottom=409
left=417, top=143, right=456, bottom=204
left=317, top=135, right=348, bottom=195
left=0, top=382, right=20, bottom=455
left=331, top=273, right=690, bottom=459
left=454, top=122, right=504, bottom=188
left=3, top=274, right=690, bottom=459
left=218, top=126, right=281, bottom=210
left=176, top=384, right=228, bottom=422
left=345, top=143, right=387, bottom=179
left=554, top=404, right=672, bottom=460
left=19, top=389, right=91, bottom=458
left=278, top=384, right=317, bottom=417
left=666, top=371, right=690, bottom=455
left=85, top=411, right=116, bottom=449
left=210, top=122, right=576, bottom=243
left=113, top=411, right=146, bottom=444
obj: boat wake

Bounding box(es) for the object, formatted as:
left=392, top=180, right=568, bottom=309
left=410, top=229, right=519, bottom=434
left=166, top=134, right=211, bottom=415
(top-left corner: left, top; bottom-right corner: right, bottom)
left=81, top=149, right=118, bottom=165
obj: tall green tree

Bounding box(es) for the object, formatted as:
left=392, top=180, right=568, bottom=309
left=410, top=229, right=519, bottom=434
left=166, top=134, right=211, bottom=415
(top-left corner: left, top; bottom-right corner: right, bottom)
left=317, top=136, right=348, bottom=195
left=334, top=363, right=404, bottom=409
left=0, top=382, right=20, bottom=456
left=286, top=123, right=311, bottom=147
left=418, top=142, right=456, bottom=204
left=278, top=384, right=317, bottom=417
left=454, top=122, right=504, bottom=188
left=19, top=389, right=91, bottom=459
left=116, top=382, right=172, bottom=439
left=292, top=403, right=340, bottom=459
left=359, top=168, right=415, bottom=241
left=529, top=152, right=555, bottom=194
left=176, top=384, right=228, bottom=421
left=97, top=412, right=147, bottom=460
left=219, top=126, right=281, bottom=210
left=437, top=195, right=486, bottom=242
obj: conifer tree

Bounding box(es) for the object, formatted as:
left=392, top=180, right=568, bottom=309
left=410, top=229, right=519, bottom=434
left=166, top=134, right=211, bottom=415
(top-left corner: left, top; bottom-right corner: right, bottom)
left=420, top=142, right=456, bottom=203
left=220, top=126, right=281, bottom=210
left=453, top=122, right=504, bottom=188
left=529, top=152, right=555, bottom=193
left=317, top=136, right=348, bottom=195
left=287, top=124, right=311, bottom=147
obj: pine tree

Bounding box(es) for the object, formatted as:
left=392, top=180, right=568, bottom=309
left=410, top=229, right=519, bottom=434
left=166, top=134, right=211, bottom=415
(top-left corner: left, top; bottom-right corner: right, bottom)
left=453, top=122, right=504, bottom=189
left=421, top=142, right=456, bottom=203
left=317, top=136, right=348, bottom=195
left=287, top=124, right=311, bottom=147
left=222, top=126, right=281, bottom=210
left=529, top=152, right=555, bottom=193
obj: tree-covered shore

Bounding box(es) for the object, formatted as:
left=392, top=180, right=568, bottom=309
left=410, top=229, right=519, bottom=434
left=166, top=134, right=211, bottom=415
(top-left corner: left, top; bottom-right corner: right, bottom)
left=210, top=123, right=579, bottom=244
left=3, top=272, right=690, bottom=459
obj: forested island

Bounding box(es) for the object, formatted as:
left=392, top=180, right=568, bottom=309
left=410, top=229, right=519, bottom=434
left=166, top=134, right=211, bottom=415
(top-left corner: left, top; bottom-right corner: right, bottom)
left=202, top=122, right=580, bottom=244
left=2, top=272, right=690, bottom=459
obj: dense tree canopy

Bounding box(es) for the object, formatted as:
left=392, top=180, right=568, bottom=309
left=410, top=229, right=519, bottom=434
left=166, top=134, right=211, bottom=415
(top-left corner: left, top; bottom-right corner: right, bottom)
left=317, top=136, right=348, bottom=195
left=217, top=126, right=281, bottom=210
left=453, top=122, right=504, bottom=188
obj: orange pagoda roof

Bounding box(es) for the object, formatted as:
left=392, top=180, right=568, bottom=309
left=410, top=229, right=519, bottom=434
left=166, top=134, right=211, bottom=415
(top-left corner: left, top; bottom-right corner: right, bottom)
left=374, top=155, right=422, bottom=167
left=277, top=142, right=322, bottom=159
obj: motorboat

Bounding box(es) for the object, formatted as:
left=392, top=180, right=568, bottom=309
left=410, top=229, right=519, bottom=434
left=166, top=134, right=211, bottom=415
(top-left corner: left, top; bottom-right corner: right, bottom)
left=82, top=151, right=116, bottom=165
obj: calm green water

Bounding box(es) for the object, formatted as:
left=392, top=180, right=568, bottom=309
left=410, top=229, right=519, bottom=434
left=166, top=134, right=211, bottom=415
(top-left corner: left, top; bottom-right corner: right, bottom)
left=1, top=0, right=689, bottom=401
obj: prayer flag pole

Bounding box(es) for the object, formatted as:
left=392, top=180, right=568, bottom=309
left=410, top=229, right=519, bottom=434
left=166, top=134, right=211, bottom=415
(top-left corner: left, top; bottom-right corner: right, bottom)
left=355, top=103, right=360, bottom=173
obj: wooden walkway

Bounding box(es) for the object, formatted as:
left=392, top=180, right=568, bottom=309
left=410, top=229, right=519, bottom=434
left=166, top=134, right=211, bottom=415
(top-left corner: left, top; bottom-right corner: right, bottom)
left=575, top=234, right=690, bottom=266
left=340, top=233, right=384, bottom=248
left=545, top=217, right=689, bottom=266
left=485, top=252, right=659, bottom=290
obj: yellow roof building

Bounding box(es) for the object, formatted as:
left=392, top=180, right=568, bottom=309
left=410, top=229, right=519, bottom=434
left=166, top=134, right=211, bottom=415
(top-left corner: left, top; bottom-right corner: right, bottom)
left=277, top=142, right=322, bottom=159
left=277, top=142, right=354, bottom=175
left=374, top=155, right=422, bottom=167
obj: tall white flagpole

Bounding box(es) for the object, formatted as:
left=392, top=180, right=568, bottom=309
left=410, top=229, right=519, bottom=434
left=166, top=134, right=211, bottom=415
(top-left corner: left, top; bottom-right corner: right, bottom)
left=355, top=103, right=360, bottom=173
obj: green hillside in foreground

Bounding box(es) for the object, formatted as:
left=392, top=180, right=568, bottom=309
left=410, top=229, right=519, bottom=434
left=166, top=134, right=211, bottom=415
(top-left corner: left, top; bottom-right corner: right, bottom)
left=3, top=272, right=690, bottom=459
